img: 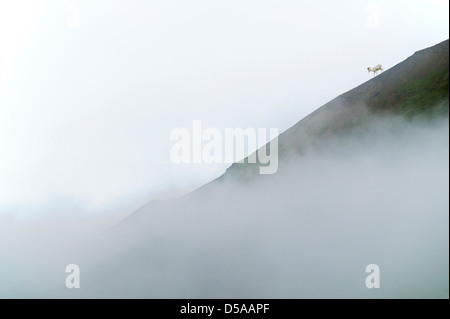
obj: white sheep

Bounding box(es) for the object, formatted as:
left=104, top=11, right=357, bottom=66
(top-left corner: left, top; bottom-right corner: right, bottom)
left=367, top=64, right=383, bottom=77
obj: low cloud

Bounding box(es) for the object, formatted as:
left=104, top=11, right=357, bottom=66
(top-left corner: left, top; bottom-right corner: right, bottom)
left=2, top=115, right=447, bottom=298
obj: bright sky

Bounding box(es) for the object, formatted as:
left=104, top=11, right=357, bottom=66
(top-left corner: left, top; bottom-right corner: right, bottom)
left=0, top=0, right=448, bottom=218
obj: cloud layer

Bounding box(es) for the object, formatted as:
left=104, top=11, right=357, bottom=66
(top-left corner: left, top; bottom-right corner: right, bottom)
left=2, top=116, right=447, bottom=298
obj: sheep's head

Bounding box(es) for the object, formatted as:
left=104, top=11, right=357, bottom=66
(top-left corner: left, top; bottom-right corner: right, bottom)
left=367, top=67, right=371, bottom=72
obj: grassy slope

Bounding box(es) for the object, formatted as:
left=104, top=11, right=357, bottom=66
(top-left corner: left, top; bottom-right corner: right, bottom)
left=366, top=40, right=449, bottom=117
left=215, top=39, right=449, bottom=183
left=124, top=40, right=449, bottom=217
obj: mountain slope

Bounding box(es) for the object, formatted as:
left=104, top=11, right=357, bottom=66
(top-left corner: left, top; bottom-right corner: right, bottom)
left=123, top=39, right=449, bottom=223
left=216, top=39, right=449, bottom=182
left=78, top=40, right=449, bottom=298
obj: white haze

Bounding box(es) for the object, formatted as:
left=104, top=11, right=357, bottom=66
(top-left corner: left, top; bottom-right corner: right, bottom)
left=1, top=116, right=448, bottom=298
left=0, top=0, right=449, bottom=215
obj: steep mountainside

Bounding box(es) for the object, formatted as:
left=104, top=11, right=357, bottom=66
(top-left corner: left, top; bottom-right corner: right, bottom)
left=78, top=40, right=449, bottom=299
left=216, top=39, right=449, bottom=182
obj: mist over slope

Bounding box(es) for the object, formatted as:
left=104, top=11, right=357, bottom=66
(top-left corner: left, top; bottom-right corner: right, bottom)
left=74, top=40, right=448, bottom=298
left=1, top=40, right=448, bottom=298
left=77, top=116, right=448, bottom=298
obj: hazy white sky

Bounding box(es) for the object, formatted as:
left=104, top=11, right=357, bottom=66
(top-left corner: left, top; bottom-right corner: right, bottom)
left=0, top=0, right=448, bottom=218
